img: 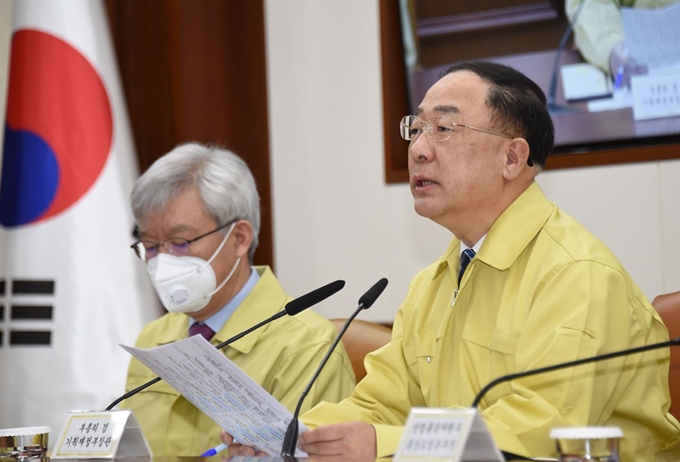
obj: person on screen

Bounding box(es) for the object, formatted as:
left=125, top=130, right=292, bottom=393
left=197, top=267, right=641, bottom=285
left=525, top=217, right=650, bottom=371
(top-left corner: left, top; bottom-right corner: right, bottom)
left=122, top=142, right=355, bottom=456
left=567, top=0, right=679, bottom=88
left=221, top=62, right=680, bottom=460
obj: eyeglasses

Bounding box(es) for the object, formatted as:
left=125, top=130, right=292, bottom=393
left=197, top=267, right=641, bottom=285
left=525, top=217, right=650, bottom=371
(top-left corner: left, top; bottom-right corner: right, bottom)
left=399, top=115, right=512, bottom=142
left=131, top=222, right=232, bottom=261
left=400, top=115, right=534, bottom=166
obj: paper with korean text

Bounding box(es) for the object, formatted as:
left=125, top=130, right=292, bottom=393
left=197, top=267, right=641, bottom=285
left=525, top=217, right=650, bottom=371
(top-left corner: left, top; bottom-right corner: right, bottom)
left=622, top=4, right=680, bottom=69
left=121, top=335, right=308, bottom=456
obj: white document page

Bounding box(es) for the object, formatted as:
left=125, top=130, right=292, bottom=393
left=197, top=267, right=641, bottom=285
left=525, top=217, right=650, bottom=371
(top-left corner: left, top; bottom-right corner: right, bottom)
left=560, top=62, right=613, bottom=101
left=622, top=4, right=680, bottom=69
left=121, top=335, right=308, bottom=456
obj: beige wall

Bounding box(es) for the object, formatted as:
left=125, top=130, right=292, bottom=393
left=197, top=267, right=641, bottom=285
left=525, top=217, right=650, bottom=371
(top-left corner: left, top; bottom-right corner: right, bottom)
left=264, top=0, right=680, bottom=322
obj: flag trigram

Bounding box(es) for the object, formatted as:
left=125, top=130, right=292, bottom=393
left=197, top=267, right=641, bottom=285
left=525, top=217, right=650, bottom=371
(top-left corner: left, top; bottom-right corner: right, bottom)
left=0, top=278, right=55, bottom=347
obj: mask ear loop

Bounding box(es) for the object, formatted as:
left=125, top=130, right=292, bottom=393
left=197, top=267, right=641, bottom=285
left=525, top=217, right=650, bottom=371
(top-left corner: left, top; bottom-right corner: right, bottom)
left=199, top=222, right=236, bottom=272
left=203, top=221, right=242, bottom=299
left=206, top=256, right=242, bottom=299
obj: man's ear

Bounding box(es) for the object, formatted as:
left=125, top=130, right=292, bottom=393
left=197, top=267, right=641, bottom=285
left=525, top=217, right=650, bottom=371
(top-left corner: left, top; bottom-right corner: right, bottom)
left=231, top=220, right=254, bottom=259
left=503, top=137, right=531, bottom=180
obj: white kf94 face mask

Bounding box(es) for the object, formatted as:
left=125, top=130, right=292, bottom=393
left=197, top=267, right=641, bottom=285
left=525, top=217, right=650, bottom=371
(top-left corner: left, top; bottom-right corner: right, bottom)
left=146, top=223, right=241, bottom=313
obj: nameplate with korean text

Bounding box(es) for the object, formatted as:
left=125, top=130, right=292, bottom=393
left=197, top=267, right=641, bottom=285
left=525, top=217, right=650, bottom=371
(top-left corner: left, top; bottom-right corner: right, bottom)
left=51, top=410, right=151, bottom=459
left=631, top=72, right=680, bottom=120
left=395, top=408, right=503, bottom=462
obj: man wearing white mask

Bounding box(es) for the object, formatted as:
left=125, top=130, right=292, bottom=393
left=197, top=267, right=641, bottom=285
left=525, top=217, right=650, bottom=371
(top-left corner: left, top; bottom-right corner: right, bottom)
left=122, top=142, right=356, bottom=456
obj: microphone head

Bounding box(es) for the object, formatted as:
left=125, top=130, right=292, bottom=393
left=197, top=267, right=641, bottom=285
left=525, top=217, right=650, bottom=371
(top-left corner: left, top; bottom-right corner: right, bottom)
left=358, top=278, right=388, bottom=309
left=285, top=280, right=345, bottom=315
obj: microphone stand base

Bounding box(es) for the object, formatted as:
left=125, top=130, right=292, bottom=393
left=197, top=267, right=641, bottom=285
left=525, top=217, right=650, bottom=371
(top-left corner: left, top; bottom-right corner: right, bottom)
left=280, top=419, right=299, bottom=458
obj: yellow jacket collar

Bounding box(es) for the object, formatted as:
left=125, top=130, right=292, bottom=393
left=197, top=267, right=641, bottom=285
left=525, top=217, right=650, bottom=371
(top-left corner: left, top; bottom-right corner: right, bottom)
left=212, top=266, right=289, bottom=354
left=434, top=182, right=554, bottom=278
left=154, top=266, right=290, bottom=355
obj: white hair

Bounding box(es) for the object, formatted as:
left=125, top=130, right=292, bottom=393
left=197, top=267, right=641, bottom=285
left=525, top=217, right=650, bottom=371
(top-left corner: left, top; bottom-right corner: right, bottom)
left=131, top=142, right=261, bottom=261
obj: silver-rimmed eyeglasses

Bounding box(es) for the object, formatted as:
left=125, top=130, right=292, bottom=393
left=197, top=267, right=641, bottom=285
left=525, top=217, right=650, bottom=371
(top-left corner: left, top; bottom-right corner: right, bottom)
left=399, top=115, right=512, bottom=142
left=131, top=222, right=232, bottom=261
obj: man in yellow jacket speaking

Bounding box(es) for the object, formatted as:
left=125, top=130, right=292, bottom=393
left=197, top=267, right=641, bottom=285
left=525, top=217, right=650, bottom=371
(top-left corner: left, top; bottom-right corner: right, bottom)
left=122, top=142, right=356, bottom=456
left=223, top=62, right=680, bottom=460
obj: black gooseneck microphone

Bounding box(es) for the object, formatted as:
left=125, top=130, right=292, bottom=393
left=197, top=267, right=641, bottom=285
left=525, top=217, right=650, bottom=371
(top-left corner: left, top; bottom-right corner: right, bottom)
left=105, top=279, right=346, bottom=411
left=547, top=0, right=588, bottom=114
left=280, top=278, right=389, bottom=457
left=472, top=336, right=680, bottom=408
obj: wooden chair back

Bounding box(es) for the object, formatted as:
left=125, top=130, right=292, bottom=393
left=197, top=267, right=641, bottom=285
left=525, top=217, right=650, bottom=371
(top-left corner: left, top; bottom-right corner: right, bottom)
left=331, top=318, right=392, bottom=382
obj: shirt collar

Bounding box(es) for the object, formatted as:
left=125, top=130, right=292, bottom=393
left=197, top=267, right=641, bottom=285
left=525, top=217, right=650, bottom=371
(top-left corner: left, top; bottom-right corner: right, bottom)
left=460, top=235, right=485, bottom=256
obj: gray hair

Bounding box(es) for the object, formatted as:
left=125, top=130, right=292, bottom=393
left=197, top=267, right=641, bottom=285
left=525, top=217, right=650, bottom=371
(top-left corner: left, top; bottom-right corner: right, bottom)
left=131, top=142, right=261, bottom=261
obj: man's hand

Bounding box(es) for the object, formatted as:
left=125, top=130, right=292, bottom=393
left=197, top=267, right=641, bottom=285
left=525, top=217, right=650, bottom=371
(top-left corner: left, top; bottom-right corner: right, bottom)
left=609, top=40, right=648, bottom=89
left=219, top=430, right=266, bottom=457
left=298, top=422, right=377, bottom=459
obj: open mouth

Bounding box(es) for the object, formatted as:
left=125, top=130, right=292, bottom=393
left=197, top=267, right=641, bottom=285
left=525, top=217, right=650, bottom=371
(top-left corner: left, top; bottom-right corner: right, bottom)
left=417, top=180, right=437, bottom=187
left=413, top=178, right=439, bottom=190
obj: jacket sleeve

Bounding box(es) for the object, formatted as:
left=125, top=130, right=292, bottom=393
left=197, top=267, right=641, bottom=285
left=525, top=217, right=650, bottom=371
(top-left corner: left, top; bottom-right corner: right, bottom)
left=567, top=0, right=625, bottom=73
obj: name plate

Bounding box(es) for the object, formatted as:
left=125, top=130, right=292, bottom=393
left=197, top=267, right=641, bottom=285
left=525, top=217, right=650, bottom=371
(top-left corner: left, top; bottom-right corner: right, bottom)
left=51, top=410, right=151, bottom=459
left=395, top=408, right=503, bottom=462
left=631, top=72, right=680, bottom=120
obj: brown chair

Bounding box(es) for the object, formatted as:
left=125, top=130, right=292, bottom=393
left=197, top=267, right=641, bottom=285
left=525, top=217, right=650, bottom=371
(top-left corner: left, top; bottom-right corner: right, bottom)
left=331, top=319, right=392, bottom=382
left=652, top=291, right=680, bottom=419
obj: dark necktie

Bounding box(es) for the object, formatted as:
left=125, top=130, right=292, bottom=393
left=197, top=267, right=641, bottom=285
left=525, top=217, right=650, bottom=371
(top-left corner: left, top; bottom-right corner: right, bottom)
left=458, top=248, right=476, bottom=285
left=189, top=322, right=215, bottom=341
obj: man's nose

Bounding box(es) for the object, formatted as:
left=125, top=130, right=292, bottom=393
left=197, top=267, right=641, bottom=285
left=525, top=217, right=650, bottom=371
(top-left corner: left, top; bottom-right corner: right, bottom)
left=408, top=133, right=434, bottom=162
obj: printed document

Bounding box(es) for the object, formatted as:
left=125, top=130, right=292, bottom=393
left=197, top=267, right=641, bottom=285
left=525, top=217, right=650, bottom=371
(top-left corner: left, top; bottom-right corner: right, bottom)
left=622, top=3, right=680, bottom=69
left=121, top=335, right=308, bottom=456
